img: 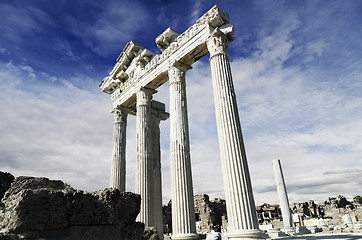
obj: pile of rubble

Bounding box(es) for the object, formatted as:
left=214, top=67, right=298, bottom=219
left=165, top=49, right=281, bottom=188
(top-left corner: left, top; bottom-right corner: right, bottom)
left=163, top=194, right=362, bottom=238
left=291, top=195, right=362, bottom=233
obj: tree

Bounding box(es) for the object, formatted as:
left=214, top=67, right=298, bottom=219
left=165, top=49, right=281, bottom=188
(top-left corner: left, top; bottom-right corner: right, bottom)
left=0, top=171, right=15, bottom=199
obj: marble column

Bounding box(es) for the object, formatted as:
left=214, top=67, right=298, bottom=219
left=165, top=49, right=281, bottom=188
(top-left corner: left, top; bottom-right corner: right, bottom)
left=110, top=108, right=127, bottom=192
left=206, top=29, right=262, bottom=239
left=168, top=61, right=198, bottom=240
left=272, top=159, right=293, bottom=231
left=135, top=88, right=153, bottom=226
left=151, top=116, right=164, bottom=238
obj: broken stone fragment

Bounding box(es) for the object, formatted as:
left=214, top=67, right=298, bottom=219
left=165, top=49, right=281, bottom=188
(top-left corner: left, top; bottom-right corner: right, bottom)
left=155, top=28, right=180, bottom=52
left=0, top=176, right=141, bottom=237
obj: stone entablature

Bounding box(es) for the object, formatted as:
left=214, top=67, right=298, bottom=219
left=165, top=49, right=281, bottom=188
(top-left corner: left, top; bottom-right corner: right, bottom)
left=100, top=5, right=233, bottom=109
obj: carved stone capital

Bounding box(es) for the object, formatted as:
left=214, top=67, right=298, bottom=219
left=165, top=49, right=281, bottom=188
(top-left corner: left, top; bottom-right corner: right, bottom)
left=112, top=108, right=128, bottom=124
left=168, top=61, right=192, bottom=84
left=136, top=87, right=154, bottom=107
left=206, top=29, right=229, bottom=59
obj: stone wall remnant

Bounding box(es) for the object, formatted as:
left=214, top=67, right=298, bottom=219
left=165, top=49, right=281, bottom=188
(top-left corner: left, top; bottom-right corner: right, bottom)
left=0, top=176, right=158, bottom=240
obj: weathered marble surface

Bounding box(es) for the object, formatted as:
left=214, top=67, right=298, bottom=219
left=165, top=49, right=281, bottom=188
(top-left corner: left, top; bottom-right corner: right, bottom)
left=168, top=61, right=197, bottom=240
left=110, top=108, right=127, bottom=192
left=272, top=159, right=293, bottom=233
left=135, top=88, right=153, bottom=226
left=207, top=26, right=261, bottom=240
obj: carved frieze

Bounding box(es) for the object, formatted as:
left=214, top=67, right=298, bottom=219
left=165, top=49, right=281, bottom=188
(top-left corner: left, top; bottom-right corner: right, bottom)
left=111, top=88, right=122, bottom=101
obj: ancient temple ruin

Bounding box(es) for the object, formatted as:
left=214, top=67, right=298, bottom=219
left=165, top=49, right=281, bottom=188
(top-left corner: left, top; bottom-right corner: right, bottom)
left=100, top=5, right=261, bottom=240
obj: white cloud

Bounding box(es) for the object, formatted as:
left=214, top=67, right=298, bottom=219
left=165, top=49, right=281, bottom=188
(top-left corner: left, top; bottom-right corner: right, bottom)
left=0, top=62, right=114, bottom=191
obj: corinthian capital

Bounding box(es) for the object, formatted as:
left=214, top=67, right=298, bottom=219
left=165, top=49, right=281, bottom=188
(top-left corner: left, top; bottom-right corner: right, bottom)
left=206, top=30, right=229, bottom=58
left=112, top=108, right=128, bottom=123
left=206, top=24, right=235, bottom=59
left=136, top=87, right=155, bottom=107
left=168, top=60, right=192, bottom=84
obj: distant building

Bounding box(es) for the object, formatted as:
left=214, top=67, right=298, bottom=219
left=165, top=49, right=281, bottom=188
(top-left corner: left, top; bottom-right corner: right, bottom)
left=256, top=203, right=282, bottom=223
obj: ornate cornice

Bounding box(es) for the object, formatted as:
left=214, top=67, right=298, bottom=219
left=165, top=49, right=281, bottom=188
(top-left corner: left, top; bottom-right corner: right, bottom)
left=196, top=5, right=230, bottom=28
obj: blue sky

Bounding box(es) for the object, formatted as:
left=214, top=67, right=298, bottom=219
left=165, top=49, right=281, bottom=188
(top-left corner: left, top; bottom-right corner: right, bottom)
left=1, top=0, right=362, bottom=205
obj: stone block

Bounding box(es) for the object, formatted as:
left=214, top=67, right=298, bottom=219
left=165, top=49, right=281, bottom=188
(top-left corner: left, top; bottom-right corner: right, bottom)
left=155, top=28, right=180, bottom=52
left=295, top=226, right=311, bottom=234
left=267, top=228, right=286, bottom=238
left=0, top=176, right=142, bottom=238
left=67, top=191, right=110, bottom=226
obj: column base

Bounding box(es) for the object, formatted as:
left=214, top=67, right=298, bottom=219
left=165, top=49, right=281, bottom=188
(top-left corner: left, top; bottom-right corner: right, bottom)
left=226, top=229, right=262, bottom=239
left=171, top=233, right=198, bottom=240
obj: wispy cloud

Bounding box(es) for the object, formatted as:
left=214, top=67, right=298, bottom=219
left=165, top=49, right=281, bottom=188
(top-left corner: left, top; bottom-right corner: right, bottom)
left=188, top=0, right=207, bottom=25
left=0, top=61, right=113, bottom=191
left=156, top=6, right=181, bottom=32
left=0, top=3, right=54, bottom=43
left=64, top=1, right=151, bottom=57
left=0, top=48, right=9, bottom=55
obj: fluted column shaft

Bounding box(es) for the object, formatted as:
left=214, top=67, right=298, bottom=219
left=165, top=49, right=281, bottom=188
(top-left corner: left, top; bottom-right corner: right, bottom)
left=207, top=30, right=261, bottom=239
left=168, top=62, right=198, bottom=240
left=272, top=159, right=293, bottom=229
left=110, top=108, right=127, bottom=192
left=151, top=117, right=164, bottom=237
left=136, top=88, right=153, bottom=226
